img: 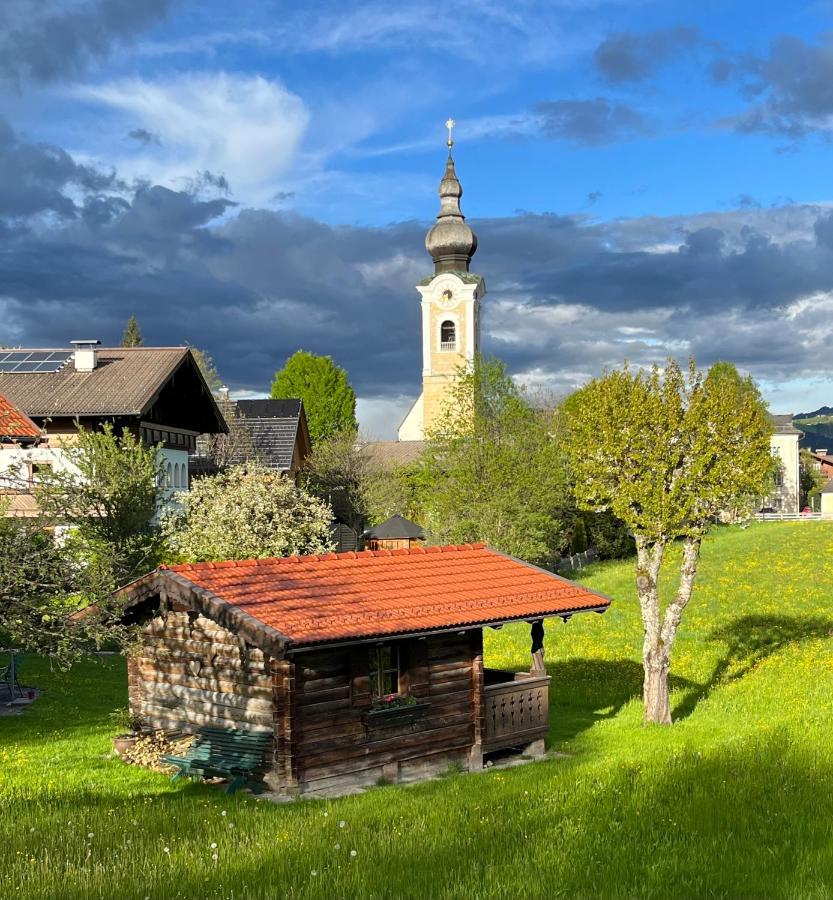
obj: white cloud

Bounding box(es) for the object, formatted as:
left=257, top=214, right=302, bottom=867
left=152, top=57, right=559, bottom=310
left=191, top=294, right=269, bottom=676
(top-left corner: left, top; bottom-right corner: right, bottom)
left=77, top=72, right=309, bottom=204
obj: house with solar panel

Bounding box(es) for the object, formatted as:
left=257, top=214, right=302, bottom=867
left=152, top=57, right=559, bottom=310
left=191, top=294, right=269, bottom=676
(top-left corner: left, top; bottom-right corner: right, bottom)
left=0, top=341, right=226, bottom=515
left=117, top=543, right=612, bottom=798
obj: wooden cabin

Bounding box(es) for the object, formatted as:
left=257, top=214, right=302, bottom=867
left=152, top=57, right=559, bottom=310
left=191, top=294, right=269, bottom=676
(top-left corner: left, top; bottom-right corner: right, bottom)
left=119, top=543, right=612, bottom=798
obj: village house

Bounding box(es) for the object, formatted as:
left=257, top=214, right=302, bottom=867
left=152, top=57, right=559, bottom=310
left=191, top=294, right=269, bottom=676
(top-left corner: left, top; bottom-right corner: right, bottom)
left=118, top=543, right=612, bottom=798
left=0, top=392, right=43, bottom=517
left=191, top=397, right=311, bottom=481
left=0, top=342, right=226, bottom=515
left=805, top=447, right=833, bottom=480
left=765, top=415, right=803, bottom=514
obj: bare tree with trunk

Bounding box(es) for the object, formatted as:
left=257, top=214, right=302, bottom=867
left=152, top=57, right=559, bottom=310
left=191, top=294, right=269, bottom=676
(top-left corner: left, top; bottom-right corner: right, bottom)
left=563, top=359, right=774, bottom=724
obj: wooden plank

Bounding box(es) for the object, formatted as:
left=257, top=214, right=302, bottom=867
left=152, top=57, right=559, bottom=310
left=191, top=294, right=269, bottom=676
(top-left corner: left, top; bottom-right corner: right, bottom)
left=142, top=682, right=273, bottom=713
left=137, top=696, right=273, bottom=728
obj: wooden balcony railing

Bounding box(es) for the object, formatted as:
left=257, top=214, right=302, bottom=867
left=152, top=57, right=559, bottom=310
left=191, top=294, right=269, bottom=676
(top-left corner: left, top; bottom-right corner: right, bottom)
left=482, top=668, right=550, bottom=752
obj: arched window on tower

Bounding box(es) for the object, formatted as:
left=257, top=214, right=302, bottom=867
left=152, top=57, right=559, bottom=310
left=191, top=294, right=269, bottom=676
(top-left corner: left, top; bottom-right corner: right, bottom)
left=166, top=461, right=173, bottom=489
left=440, top=320, right=456, bottom=351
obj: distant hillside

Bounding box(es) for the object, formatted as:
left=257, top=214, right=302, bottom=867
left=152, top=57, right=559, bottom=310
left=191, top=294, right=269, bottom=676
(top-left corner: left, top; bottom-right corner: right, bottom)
left=794, top=406, right=833, bottom=423
left=793, top=410, right=833, bottom=449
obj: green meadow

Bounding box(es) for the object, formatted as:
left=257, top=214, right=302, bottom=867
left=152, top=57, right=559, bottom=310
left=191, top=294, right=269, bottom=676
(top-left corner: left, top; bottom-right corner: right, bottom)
left=2, top=522, right=833, bottom=899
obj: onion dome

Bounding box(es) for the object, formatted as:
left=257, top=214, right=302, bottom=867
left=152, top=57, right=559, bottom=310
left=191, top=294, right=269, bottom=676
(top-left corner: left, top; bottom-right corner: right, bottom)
left=425, top=151, right=478, bottom=274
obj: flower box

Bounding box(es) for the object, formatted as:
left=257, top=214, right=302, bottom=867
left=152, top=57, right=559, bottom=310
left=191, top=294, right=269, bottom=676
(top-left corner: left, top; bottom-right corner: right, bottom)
left=363, top=701, right=430, bottom=729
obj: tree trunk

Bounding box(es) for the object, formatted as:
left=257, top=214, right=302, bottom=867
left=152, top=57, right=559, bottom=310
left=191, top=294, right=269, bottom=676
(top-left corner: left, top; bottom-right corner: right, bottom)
left=643, top=647, right=671, bottom=725
left=635, top=536, right=669, bottom=725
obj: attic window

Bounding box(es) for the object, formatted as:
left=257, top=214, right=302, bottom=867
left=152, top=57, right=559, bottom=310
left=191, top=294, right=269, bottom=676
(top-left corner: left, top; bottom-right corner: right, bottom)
left=440, top=320, right=456, bottom=351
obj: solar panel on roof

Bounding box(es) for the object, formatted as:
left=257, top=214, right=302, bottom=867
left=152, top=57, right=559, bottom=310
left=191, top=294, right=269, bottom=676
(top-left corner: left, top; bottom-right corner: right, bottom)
left=0, top=350, right=72, bottom=373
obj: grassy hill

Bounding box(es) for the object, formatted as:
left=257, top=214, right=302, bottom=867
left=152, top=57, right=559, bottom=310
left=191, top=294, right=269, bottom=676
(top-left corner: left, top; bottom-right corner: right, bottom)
left=3, top=522, right=833, bottom=898
left=794, top=407, right=833, bottom=448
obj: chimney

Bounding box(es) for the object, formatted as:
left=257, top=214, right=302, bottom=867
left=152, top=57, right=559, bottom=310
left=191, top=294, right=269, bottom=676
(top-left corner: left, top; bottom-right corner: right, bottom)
left=70, top=339, right=101, bottom=372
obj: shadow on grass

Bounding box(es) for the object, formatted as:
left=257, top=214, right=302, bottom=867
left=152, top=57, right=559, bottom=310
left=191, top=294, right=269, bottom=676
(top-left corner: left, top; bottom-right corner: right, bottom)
left=674, top=614, right=833, bottom=721
left=546, top=658, right=696, bottom=743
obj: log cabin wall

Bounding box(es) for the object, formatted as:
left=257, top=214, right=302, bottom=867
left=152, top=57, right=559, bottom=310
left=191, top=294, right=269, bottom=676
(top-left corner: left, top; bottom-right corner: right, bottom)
left=128, top=611, right=274, bottom=735
left=288, top=631, right=479, bottom=797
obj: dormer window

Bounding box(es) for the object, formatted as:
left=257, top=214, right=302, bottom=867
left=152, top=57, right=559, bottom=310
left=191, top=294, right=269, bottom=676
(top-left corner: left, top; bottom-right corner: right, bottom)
left=440, top=320, right=456, bottom=351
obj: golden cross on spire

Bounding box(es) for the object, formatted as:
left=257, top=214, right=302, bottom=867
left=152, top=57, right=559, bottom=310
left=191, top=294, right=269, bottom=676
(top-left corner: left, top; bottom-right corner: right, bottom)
left=445, top=117, right=455, bottom=149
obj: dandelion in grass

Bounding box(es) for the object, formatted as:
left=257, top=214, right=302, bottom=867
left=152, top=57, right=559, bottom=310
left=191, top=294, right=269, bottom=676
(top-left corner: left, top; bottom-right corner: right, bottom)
left=339, top=820, right=346, bottom=828
left=311, top=870, right=318, bottom=877
left=221, top=811, right=227, bottom=817
left=163, top=847, right=170, bottom=854
left=334, top=843, right=341, bottom=850
left=210, top=842, right=217, bottom=849
left=350, top=850, right=357, bottom=858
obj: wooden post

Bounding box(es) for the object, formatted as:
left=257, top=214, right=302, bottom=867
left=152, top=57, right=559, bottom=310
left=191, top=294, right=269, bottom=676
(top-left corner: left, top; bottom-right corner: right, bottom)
left=274, top=658, right=299, bottom=795
left=530, top=620, right=545, bottom=674
left=469, top=629, right=484, bottom=771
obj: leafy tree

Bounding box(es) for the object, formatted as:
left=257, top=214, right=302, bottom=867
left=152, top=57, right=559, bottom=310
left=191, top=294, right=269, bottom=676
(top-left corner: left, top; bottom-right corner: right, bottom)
left=563, top=359, right=773, bottom=724
left=35, top=424, right=165, bottom=587
left=120, top=314, right=144, bottom=347
left=304, top=428, right=373, bottom=533
left=188, top=345, right=223, bottom=396
left=414, top=356, right=571, bottom=564
left=271, top=350, right=357, bottom=444
left=162, top=464, right=334, bottom=562
left=0, top=508, right=127, bottom=666
left=799, top=449, right=826, bottom=510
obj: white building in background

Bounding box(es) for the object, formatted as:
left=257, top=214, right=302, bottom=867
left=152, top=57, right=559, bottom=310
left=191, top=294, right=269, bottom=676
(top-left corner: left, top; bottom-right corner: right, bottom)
left=766, top=415, right=804, bottom=514
left=0, top=341, right=226, bottom=518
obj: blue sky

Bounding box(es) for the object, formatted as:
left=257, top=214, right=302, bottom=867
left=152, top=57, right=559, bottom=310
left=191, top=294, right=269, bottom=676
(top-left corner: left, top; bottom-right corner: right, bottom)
left=3, top=1, right=833, bottom=436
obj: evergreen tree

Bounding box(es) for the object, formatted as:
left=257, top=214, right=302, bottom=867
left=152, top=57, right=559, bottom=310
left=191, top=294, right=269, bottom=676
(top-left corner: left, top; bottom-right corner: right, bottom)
left=271, top=350, right=357, bottom=444
left=121, top=314, right=144, bottom=347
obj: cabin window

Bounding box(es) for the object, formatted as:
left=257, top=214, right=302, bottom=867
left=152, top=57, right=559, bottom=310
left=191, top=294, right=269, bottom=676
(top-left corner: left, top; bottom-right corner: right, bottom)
left=368, top=644, right=401, bottom=700
left=440, top=320, right=456, bottom=351
left=166, top=461, right=173, bottom=488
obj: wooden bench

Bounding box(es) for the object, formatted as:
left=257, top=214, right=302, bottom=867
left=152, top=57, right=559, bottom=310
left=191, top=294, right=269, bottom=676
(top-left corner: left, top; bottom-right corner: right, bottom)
left=161, top=727, right=272, bottom=795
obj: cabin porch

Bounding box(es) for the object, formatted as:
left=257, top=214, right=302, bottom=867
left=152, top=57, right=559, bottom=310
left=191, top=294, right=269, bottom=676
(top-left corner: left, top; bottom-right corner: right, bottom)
left=478, top=619, right=550, bottom=760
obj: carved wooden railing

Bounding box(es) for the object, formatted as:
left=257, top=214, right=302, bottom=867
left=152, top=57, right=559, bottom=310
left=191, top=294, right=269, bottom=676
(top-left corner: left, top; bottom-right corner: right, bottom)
left=482, top=669, right=550, bottom=752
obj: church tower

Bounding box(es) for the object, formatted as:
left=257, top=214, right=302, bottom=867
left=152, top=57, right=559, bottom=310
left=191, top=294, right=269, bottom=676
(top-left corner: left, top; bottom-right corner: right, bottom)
left=398, top=122, right=485, bottom=441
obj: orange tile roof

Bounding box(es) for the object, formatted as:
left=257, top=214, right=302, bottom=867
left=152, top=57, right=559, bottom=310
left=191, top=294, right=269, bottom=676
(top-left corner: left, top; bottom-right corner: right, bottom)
left=161, top=544, right=611, bottom=648
left=0, top=393, right=40, bottom=439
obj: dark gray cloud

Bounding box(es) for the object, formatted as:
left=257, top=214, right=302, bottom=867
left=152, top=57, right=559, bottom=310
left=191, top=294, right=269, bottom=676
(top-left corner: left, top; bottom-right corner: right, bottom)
left=127, top=128, right=161, bottom=146
left=594, top=26, right=702, bottom=84
left=3, top=121, right=833, bottom=410
left=0, top=117, right=123, bottom=221
left=0, top=0, right=172, bottom=90
left=715, top=34, right=833, bottom=141
left=534, top=98, right=647, bottom=144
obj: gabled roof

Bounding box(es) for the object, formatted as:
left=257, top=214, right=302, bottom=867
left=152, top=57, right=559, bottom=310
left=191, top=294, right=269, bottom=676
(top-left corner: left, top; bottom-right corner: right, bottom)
left=230, top=399, right=307, bottom=472
left=364, top=514, right=425, bottom=541
left=122, top=544, right=612, bottom=651
left=0, top=393, right=40, bottom=440
left=0, top=347, right=224, bottom=430
left=821, top=479, right=833, bottom=494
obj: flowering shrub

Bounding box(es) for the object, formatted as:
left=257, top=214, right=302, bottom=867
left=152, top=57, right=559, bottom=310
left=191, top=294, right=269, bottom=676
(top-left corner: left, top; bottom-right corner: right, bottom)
left=162, top=464, right=335, bottom=562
